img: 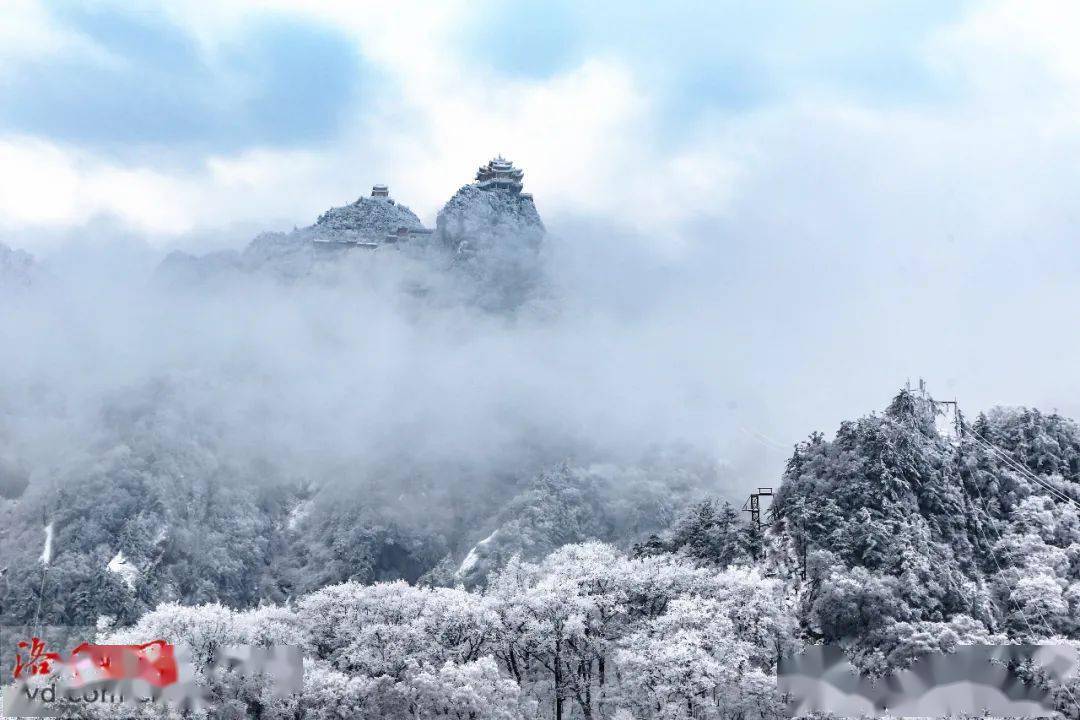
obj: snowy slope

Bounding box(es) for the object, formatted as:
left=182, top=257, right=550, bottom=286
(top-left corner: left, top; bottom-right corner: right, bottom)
left=312, top=195, right=425, bottom=243
left=158, top=193, right=431, bottom=283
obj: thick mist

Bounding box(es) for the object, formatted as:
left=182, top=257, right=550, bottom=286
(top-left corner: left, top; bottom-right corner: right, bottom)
left=2, top=189, right=1077, bottom=511
left=0, top=232, right=746, bottom=509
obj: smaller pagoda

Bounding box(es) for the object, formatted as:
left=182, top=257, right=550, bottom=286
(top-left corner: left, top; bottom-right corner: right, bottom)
left=475, top=156, right=525, bottom=193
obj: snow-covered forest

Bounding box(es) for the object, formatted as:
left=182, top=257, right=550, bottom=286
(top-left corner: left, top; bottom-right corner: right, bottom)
left=1, top=165, right=1079, bottom=719
left=89, top=545, right=792, bottom=719
left=7, top=1, right=1080, bottom=717
left=9, top=392, right=1077, bottom=720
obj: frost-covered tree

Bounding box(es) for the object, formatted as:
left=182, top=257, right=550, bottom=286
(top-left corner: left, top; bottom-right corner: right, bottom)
left=617, top=595, right=781, bottom=720
left=635, top=498, right=751, bottom=569
left=408, top=657, right=536, bottom=719
left=483, top=543, right=793, bottom=720
left=773, top=389, right=1080, bottom=675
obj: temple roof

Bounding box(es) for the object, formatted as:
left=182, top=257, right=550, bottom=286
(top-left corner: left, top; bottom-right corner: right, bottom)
left=475, top=156, right=525, bottom=191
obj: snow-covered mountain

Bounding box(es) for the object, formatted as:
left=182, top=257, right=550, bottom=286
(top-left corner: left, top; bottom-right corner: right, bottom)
left=158, top=185, right=434, bottom=283
left=158, top=157, right=548, bottom=309
left=770, top=389, right=1080, bottom=675
left=28, top=390, right=1074, bottom=720
left=312, top=189, right=426, bottom=243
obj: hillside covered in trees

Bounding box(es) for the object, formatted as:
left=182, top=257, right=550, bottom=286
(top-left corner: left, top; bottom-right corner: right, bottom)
left=4, top=389, right=1078, bottom=719
left=773, top=392, right=1080, bottom=678
left=1, top=166, right=1078, bottom=719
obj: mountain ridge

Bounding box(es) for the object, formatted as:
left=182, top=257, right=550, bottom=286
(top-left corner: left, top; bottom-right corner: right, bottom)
left=157, top=157, right=547, bottom=304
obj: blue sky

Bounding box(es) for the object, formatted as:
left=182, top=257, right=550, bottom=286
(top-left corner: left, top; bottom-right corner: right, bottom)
left=1, top=1, right=967, bottom=160
left=1, top=4, right=362, bottom=154
left=459, top=1, right=967, bottom=106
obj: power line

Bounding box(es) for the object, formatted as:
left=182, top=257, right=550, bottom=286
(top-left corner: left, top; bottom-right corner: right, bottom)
left=951, top=414, right=1080, bottom=717
left=959, top=456, right=1080, bottom=717
left=962, top=421, right=1080, bottom=510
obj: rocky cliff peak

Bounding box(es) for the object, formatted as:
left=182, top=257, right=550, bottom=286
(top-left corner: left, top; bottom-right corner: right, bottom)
left=434, top=158, right=546, bottom=309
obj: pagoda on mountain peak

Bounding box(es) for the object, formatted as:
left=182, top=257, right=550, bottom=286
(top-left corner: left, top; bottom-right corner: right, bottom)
left=475, top=156, right=526, bottom=194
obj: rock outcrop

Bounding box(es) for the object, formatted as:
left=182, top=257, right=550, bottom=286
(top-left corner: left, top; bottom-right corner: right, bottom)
left=436, top=184, right=544, bottom=256
left=435, top=171, right=546, bottom=310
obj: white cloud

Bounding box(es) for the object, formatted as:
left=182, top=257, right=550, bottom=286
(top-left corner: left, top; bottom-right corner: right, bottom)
left=3, top=0, right=1080, bottom=263
left=3, top=0, right=1080, bottom=478
left=937, top=0, right=1080, bottom=101
left=0, top=0, right=110, bottom=80
left=0, top=138, right=83, bottom=227
left=0, top=138, right=200, bottom=234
